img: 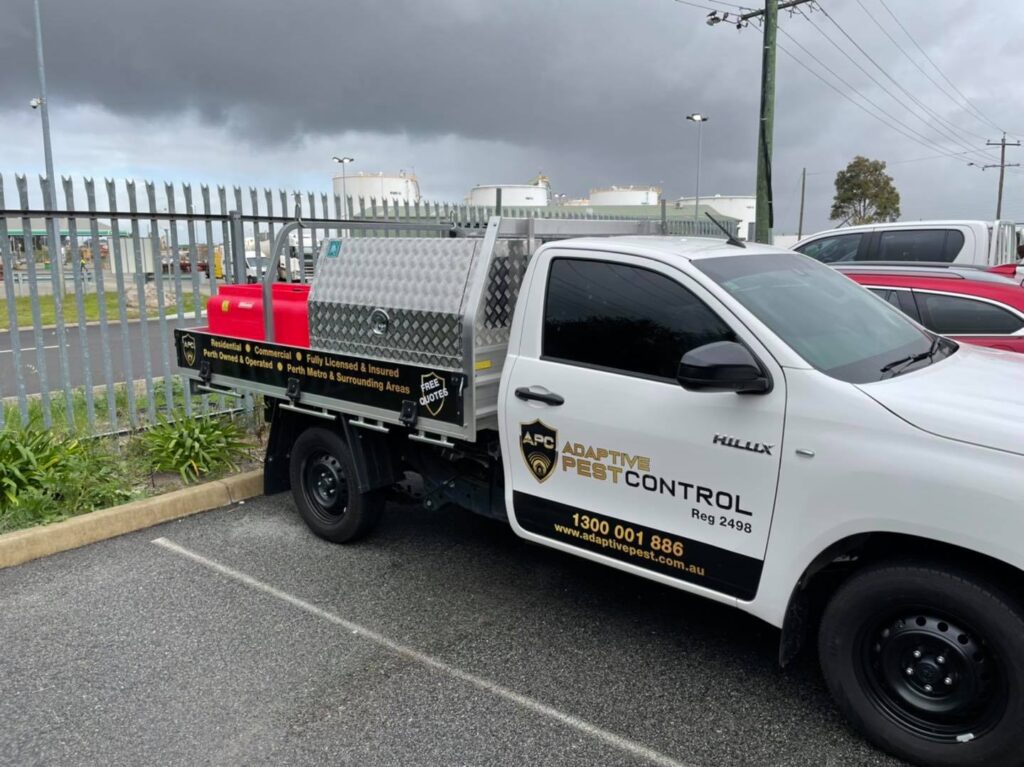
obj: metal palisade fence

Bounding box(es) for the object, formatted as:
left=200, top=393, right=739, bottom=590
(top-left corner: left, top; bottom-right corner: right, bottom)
left=0, top=173, right=733, bottom=436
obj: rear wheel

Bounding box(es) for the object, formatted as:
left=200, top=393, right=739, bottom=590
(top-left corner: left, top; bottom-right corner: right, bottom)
left=819, top=562, right=1024, bottom=767
left=289, top=427, right=382, bottom=543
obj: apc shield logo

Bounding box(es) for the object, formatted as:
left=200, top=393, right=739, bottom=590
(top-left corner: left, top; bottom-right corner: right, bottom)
left=181, top=333, right=197, bottom=366
left=520, top=420, right=558, bottom=483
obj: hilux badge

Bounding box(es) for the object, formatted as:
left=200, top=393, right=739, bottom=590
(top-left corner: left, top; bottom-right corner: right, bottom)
left=713, top=433, right=774, bottom=456
left=520, top=420, right=558, bottom=483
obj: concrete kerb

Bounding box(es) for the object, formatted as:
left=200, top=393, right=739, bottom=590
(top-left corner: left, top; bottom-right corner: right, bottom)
left=0, top=469, right=264, bottom=570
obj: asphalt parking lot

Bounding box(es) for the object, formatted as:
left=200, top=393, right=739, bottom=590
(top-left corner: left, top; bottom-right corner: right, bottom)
left=0, top=494, right=906, bottom=767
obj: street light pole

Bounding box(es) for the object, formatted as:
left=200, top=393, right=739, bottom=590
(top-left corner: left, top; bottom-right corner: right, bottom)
left=686, top=113, right=708, bottom=224
left=332, top=156, right=355, bottom=217
left=33, top=0, right=63, bottom=292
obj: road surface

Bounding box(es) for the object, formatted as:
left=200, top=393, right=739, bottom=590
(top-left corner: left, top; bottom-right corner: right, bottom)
left=0, top=313, right=200, bottom=398
left=0, top=495, right=906, bottom=767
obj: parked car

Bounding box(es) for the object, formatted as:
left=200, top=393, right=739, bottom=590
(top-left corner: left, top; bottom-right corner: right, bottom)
left=795, top=220, right=1019, bottom=266
left=837, top=263, right=1024, bottom=352
left=244, top=252, right=267, bottom=283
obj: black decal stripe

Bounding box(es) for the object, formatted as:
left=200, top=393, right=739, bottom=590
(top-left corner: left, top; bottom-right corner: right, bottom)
left=174, top=329, right=465, bottom=425
left=513, top=491, right=762, bottom=600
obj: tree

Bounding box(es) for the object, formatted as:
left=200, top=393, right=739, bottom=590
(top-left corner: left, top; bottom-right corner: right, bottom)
left=830, top=156, right=901, bottom=225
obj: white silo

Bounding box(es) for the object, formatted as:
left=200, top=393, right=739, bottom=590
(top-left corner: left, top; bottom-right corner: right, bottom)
left=588, top=185, right=661, bottom=206
left=333, top=171, right=422, bottom=215
left=466, top=174, right=551, bottom=207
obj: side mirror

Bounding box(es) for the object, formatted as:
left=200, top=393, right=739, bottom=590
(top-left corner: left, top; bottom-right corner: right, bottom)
left=676, top=341, right=771, bottom=394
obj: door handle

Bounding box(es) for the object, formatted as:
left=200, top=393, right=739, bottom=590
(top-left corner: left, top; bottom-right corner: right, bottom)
left=515, top=387, right=564, bottom=406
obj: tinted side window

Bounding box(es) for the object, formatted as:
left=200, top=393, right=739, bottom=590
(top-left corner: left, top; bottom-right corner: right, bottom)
left=797, top=234, right=863, bottom=263
left=915, top=292, right=1024, bottom=335
left=868, top=287, right=902, bottom=309
left=543, top=258, right=736, bottom=379
left=875, top=229, right=963, bottom=262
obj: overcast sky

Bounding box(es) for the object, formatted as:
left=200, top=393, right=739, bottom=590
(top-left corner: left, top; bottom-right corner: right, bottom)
left=2, top=0, right=1023, bottom=233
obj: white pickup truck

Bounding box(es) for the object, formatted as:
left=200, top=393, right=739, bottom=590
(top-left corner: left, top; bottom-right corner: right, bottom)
left=176, top=217, right=1024, bottom=767
left=794, top=219, right=1019, bottom=267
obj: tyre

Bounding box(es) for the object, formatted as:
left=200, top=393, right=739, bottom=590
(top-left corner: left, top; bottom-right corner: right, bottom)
left=289, top=426, right=382, bottom=543
left=818, top=562, right=1024, bottom=767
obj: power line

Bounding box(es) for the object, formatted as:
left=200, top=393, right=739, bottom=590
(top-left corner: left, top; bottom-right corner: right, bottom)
left=773, top=22, right=989, bottom=164
left=852, top=0, right=989, bottom=141
left=673, top=0, right=729, bottom=13
left=801, top=5, right=996, bottom=162
left=876, top=0, right=1009, bottom=137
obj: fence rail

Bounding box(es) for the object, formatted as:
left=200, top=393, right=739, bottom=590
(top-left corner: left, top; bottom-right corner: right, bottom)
left=1, top=173, right=734, bottom=436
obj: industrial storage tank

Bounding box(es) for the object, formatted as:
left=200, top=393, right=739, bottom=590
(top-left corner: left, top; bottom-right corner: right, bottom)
left=333, top=172, right=421, bottom=214
left=467, top=185, right=550, bottom=207
left=677, top=194, right=756, bottom=240
left=588, top=185, right=661, bottom=206
left=466, top=174, right=551, bottom=207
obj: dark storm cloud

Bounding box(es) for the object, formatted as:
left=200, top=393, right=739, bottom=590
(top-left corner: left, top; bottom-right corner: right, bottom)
left=1, top=1, right=769, bottom=188
left=3, top=0, right=1022, bottom=226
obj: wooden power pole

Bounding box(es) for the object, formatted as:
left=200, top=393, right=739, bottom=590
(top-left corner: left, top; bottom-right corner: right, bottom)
left=707, top=0, right=814, bottom=244
left=984, top=134, right=1020, bottom=219
left=797, top=166, right=806, bottom=239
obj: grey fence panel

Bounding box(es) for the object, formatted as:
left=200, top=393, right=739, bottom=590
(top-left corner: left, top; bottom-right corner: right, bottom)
left=165, top=183, right=192, bottom=418
left=16, top=175, right=53, bottom=427
left=85, top=178, right=119, bottom=431
left=183, top=184, right=203, bottom=322
left=106, top=178, right=138, bottom=426
left=3, top=175, right=735, bottom=439
left=127, top=180, right=156, bottom=423
left=62, top=177, right=96, bottom=431
left=40, top=175, right=76, bottom=429
left=0, top=175, right=28, bottom=426
left=146, top=181, right=175, bottom=418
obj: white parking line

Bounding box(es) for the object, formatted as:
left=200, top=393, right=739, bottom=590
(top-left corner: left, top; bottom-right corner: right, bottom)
left=0, top=344, right=61, bottom=355
left=151, top=536, right=696, bottom=767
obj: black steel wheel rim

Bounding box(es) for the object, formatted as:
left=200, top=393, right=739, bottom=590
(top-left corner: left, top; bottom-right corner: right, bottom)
left=857, top=605, right=1008, bottom=742
left=301, top=450, right=348, bottom=522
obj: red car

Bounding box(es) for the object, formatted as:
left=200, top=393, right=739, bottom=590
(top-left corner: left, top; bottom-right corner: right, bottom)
left=836, top=264, right=1024, bottom=353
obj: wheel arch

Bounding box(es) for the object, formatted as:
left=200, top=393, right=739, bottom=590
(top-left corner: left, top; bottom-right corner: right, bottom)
left=263, top=399, right=399, bottom=495
left=779, top=531, right=1024, bottom=667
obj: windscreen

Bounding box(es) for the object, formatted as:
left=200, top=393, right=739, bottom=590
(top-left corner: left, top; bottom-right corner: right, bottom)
left=696, top=253, right=944, bottom=383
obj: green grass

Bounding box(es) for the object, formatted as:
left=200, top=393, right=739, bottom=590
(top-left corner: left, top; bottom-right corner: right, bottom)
left=0, top=291, right=203, bottom=331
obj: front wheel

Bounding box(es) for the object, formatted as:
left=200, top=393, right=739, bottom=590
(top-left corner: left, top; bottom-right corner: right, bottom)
left=819, top=562, right=1024, bottom=767
left=289, top=427, right=382, bottom=543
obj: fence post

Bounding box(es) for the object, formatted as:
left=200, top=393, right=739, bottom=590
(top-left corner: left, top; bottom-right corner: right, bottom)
left=660, top=198, right=667, bottom=236
left=229, top=210, right=245, bottom=284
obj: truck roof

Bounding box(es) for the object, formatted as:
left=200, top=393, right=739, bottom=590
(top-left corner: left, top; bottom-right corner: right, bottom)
left=551, top=235, right=789, bottom=261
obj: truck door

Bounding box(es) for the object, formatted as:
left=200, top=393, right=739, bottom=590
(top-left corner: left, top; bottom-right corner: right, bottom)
left=502, top=251, right=786, bottom=601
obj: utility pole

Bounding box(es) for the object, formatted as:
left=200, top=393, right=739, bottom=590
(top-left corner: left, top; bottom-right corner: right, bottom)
left=797, top=166, right=806, bottom=240
left=706, top=0, right=815, bottom=244
left=984, top=134, right=1020, bottom=219
left=33, top=0, right=64, bottom=293
left=754, top=0, right=777, bottom=244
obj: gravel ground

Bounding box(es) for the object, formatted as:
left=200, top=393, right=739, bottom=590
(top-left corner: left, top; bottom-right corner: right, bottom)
left=0, top=493, right=907, bottom=767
